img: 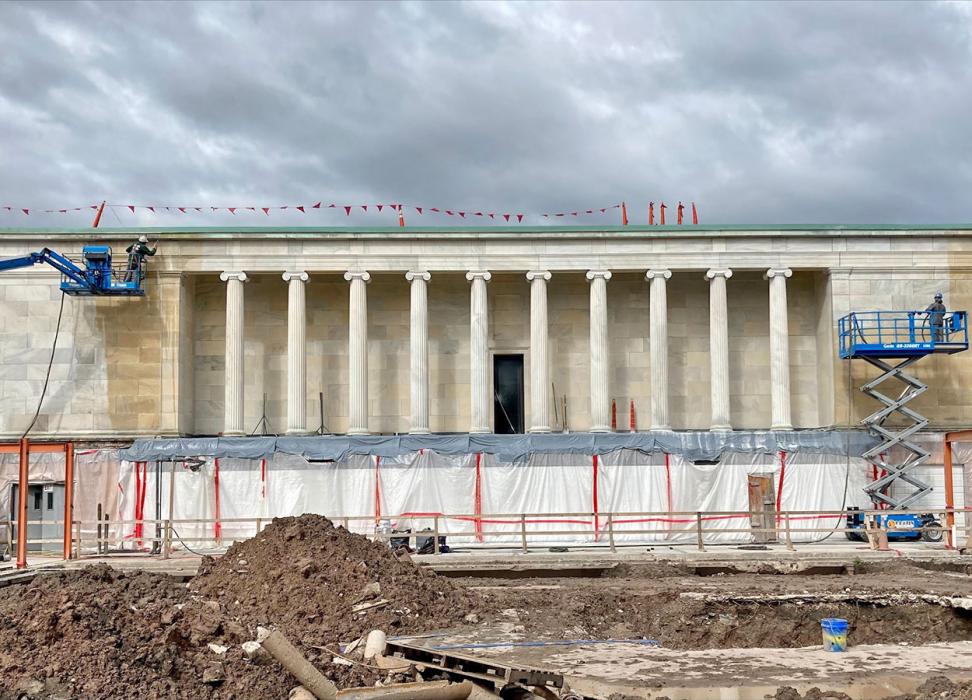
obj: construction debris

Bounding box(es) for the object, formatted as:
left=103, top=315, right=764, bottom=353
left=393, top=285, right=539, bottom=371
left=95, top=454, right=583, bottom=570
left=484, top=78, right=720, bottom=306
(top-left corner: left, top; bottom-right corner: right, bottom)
left=365, top=630, right=389, bottom=661
left=260, top=626, right=338, bottom=700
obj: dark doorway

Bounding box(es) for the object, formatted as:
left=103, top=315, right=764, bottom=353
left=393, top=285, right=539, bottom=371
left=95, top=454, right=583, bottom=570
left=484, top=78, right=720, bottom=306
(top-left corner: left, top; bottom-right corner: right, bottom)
left=493, top=354, right=524, bottom=434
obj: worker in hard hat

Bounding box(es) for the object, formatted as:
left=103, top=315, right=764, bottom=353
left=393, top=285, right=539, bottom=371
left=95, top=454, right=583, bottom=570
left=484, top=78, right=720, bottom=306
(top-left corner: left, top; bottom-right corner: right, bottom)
left=925, top=292, right=946, bottom=342
left=125, top=235, right=156, bottom=282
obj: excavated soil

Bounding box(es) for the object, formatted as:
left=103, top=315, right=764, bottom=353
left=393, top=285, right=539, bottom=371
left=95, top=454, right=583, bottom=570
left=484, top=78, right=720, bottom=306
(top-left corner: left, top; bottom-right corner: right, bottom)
left=774, top=676, right=972, bottom=699
left=0, top=515, right=482, bottom=699
left=2, top=519, right=972, bottom=699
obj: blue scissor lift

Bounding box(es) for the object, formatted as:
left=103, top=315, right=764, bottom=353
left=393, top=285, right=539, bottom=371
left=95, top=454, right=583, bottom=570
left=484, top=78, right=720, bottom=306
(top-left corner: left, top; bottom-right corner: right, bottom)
left=839, top=310, right=968, bottom=539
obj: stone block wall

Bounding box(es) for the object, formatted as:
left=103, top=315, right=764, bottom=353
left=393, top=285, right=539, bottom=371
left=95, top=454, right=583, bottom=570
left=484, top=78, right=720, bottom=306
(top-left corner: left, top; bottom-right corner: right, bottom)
left=0, top=269, right=182, bottom=438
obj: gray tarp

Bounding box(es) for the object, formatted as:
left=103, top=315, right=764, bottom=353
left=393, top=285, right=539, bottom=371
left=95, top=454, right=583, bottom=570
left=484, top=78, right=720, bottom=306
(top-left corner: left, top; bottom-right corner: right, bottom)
left=118, top=430, right=879, bottom=463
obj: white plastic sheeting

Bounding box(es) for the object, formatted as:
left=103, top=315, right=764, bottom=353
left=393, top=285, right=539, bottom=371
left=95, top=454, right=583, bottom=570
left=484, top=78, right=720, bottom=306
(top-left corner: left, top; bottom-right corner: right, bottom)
left=115, top=449, right=880, bottom=549
left=0, top=452, right=65, bottom=521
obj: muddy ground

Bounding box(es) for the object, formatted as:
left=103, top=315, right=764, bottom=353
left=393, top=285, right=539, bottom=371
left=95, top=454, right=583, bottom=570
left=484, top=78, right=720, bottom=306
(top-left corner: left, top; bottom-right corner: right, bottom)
left=1, top=517, right=972, bottom=699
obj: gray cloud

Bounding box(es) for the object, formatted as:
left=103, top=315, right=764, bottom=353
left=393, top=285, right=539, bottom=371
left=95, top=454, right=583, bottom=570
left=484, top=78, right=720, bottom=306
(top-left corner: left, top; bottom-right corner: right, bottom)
left=1, top=0, right=970, bottom=226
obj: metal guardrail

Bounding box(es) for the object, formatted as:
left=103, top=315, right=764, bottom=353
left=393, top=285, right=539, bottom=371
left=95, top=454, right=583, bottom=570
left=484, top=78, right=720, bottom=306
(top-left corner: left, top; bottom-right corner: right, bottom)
left=838, top=310, right=969, bottom=358
left=4, top=507, right=968, bottom=561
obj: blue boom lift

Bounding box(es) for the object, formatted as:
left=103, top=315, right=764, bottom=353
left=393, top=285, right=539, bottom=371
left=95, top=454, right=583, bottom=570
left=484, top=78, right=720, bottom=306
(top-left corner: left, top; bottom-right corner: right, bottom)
left=838, top=309, right=969, bottom=541
left=0, top=245, right=145, bottom=296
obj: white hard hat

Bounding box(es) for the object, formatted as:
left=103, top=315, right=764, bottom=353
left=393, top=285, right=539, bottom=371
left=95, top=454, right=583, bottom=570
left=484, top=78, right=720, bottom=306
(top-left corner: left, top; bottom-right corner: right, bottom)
left=138, top=235, right=149, bottom=243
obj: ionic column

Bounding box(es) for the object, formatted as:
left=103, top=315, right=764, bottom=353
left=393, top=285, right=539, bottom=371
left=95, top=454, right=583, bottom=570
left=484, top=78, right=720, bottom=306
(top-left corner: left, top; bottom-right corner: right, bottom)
left=466, top=271, right=491, bottom=433
left=587, top=270, right=612, bottom=432
left=283, top=271, right=310, bottom=435
left=766, top=268, right=793, bottom=430
left=646, top=269, right=672, bottom=430
left=219, top=271, right=247, bottom=436
left=406, top=271, right=431, bottom=434
left=706, top=269, right=733, bottom=431
left=527, top=270, right=552, bottom=433
left=345, top=271, right=371, bottom=435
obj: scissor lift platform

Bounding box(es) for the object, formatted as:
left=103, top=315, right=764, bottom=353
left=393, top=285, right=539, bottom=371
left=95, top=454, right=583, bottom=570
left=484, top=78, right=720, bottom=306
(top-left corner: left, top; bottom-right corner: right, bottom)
left=839, top=310, right=968, bottom=359
left=839, top=310, right=967, bottom=510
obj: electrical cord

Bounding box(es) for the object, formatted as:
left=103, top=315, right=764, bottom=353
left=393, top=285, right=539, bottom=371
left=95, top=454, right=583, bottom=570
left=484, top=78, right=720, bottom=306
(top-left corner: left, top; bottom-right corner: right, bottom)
left=22, top=293, right=66, bottom=438
left=169, top=526, right=215, bottom=557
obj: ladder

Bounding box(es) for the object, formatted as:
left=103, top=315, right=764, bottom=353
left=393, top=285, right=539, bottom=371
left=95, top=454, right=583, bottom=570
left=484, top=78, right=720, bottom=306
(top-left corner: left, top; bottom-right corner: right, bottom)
left=858, top=355, right=931, bottom=508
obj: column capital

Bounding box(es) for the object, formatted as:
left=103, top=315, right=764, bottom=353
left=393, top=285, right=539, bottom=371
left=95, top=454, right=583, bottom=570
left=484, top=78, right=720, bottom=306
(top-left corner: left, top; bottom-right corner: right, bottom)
left=219, top=271, right=247, bottom=283
left=405, top=270, right=431, bottom=282
left=344, top=270, right=371, bottom=283
left=586, top=270, right=612, bottom=281
left=526, top=270, right=552, bottom=282
left=764, top=267, right=793, bottom=280
left=646, top=269, right=672, bottom=281
left=466, top=270, right=492, bottom=282
left=705, top=269, right=733, bottom=280
left=282, top=271, right=309, bottom=283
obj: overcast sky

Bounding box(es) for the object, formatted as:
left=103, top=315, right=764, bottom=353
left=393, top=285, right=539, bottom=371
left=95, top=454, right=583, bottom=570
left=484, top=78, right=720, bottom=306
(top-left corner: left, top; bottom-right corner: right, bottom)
left=2, top=1, right=971, bottom=227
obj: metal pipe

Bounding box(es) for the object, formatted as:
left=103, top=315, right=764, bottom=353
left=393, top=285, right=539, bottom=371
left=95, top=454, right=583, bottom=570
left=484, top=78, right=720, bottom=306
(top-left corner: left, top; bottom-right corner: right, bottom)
left=16, top=438, right=28, bottom=569
left=63, top=442, right=74, bottom=560
left=259, top=628, right=337, bottom=700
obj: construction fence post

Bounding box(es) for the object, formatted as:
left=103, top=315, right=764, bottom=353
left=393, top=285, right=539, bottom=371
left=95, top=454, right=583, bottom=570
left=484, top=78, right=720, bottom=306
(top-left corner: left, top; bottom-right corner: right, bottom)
left=74, top=520, right=81, bottom=559
left=16, top=437, right=28, bottom=569
left=63, top=442, right=74, bottom=561
left=695, top=512, right=705, bottom=552
left=520, top=514, right=528, bottom=554
left=163, top=520, right=172, bottom=560
left=433, top=515, right=440, bottom=555
left=607, top=514, right=616, bottom=553
left=784, top=512, right=795, bottom=551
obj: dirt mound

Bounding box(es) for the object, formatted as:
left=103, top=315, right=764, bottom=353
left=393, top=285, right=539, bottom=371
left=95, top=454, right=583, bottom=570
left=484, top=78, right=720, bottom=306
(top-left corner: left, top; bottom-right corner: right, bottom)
left=191, top=514, right=480, bottom=645
left=0, top=564, right=206, bottom=699
left=774, top=677, right=972, bottom=700
left=0, top=516, right=482, bottom=699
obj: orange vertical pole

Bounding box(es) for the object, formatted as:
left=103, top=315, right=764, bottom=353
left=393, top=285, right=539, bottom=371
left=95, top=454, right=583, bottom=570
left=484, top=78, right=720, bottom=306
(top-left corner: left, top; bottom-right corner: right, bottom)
left=397, top=204, right=405, bottom=227
left=63, top=443, right=75, bottom=560
left=611, top=399, right=617, bottom=431
left=629, top=400, right=636, bottom=432
left=944, top=438, right=956, bottom=550
left=92, top=201, right=106, bottom=228
left=621, top=202, right=628, bottom=226
left=16, top=438, right=28, bottom=569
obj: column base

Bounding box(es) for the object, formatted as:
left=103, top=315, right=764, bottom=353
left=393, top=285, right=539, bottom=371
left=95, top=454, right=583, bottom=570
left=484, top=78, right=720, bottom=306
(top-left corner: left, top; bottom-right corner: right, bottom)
left=650, top=424, right=672, bottom=431
left=347, top=428, right=370, bottom=436
left=469, top=427, right=491, bottom=434
left=222, top=430, right=245, bottom=437
left=285, top=428, right=314, bottom=436
left=589, top=425, right=611, bottom=433
left=528, top=426, right=551, bottom=433
left=771, top=424, right=793, bottom=431
left=710, top=424, right=733, bottom=432
left=408, top=429, right=431, bottom=435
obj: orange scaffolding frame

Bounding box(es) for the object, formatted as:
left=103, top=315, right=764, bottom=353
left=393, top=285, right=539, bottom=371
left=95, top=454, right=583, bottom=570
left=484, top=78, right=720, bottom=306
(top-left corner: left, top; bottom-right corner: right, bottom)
left=0, top=439, right=74, bottom=569
left=943, top=430, right=972, bottom=551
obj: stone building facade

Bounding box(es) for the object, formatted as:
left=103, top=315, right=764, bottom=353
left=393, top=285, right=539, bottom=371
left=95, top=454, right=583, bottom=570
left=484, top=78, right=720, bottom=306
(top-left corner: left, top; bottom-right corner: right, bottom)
left=0, top=225, right=970, bottom=440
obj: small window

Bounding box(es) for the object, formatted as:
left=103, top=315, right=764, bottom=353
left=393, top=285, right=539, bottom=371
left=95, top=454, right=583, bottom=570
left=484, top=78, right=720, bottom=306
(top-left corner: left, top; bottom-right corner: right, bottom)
left=33, top=490, right=41, bottom=510
left=47, top=492, right=54, bottom=510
